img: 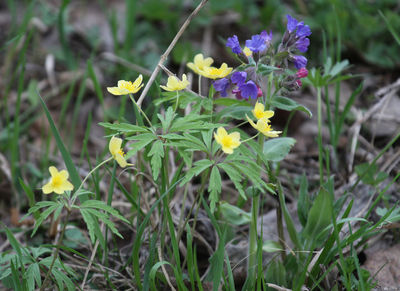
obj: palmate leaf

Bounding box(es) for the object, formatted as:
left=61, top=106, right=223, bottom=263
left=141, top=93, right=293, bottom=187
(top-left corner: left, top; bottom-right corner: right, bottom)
left=169, top=113, right=211, bottom=132
left=99, top=122, right=149, bottom=134
left=31, top=204, right=62, bottom=237
left=208, top=166, right=222, bottom=212
left=157, top=107, right=176, bottom=133
left=148, top=139, right=164, bottom=180
left=180, top=159, right=213, bottom=186
left=80, top=200, right=129, bottom=223
left=218, top=162, right=246, bottom=199
left=126, top=133, right=157, bottom=158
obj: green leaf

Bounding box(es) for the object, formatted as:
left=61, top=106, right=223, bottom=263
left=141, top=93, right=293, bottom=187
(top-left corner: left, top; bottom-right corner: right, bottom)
left=80, top=209, right=97, bottom=243
left=303, top=187, right=333, bottom=244
left=218, top=163, right=246, bottom=200
left=157, top=107, right=176, bottom=133
left=213, top=98, right=252, bottom=107
left=263, top=137, right=296, bottom=162
left=262, top=240, right=284, bottom=253
left=257, top=64, right=281, bottom=75
left=215, top=106, right=253, bottom=120
left=265, top=260, right=287, bottom=287
left=208, top=166, right=222, bottom=212
left=169, top=113, right=211, bottom=132
left=3, top=226, right=23, bottom=259
left=126, top=133, right=157, bottom=157
left=219, top=201, right=251, bottom=225
left=32, top=204, right=60, bottom=237
left=38, top=94, right=83, bottom=200
left=354, top=162, right=388, bottom=186
left=99, top=122, right=149, bottom=133
left=180, top=159, right=213, bottom=186
left=148, top=140, right=164, bottom=180
left=271, top=96, right=312, bottom=117
left=297, top=174, right=311, bottom=227
left=80, top=200, right=129, bottom=223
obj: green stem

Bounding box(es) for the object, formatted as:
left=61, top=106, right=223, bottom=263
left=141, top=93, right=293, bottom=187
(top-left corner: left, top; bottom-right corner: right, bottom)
left=317, top=87, right=324, bottom=185
left=198, top=76, right=202, bottom=96
left=129, top=93, right=154, bottom=128
left=71, top=157, right=113, bottom=205
left=40, top=208, right=71, bottom=291
left=241, top=132, right=260, bottom=143
left=247, top=134, right=264, bottom=288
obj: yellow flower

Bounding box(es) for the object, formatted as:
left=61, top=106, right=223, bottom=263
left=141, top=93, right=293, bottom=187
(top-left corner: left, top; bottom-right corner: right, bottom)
left=214, top=127, right=241, bottom=154
left=107, top=75, right=143, bottom=95
left=246, top=115, right=281, bottom=138
left=109, top=136, right=127, bottom=167
left=202, top=63, right=233, bottom=79
left=160, top=74, right=190, bottom=91
left=243, top=47, right=252, bottom=57
left=187, top=53, right=214, bottom=76
left=42, top=166, right=74, bottom=195
left=252, top=102, right=274, bottom=120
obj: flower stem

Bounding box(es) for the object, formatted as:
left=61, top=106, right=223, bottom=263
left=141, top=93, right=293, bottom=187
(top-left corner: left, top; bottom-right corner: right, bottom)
left=40, top=208, right=71, bottom=291
left=129, top=93, right=154, bottom=128
left=247, top=134, right=264, bottom=287
left=317, top=87, right=324, bottom=185
left=71, top=157, right=113, bottom=205
left=242, top=132, right=260, bottom=143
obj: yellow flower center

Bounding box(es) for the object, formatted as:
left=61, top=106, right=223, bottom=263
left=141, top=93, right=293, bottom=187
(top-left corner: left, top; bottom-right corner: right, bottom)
left=254, top=110, right=264, bottom=119
left=52, top=175, right=63, bottom=188
left=121, top=82, right=134, bottom=91
left=221, top=136, right=233, bottom=148
left=117, top=148, right=125, bottom=157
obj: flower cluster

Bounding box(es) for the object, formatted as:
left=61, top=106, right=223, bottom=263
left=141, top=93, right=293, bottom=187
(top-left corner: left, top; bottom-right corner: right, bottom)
left=213, top=71, right=262, bottom=100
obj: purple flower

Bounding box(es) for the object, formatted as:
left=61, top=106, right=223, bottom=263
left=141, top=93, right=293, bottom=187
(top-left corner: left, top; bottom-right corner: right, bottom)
left=296, top=67, right=308, bottom=78
left=226, top=35, right=242, bottom=54
left=245, top=34, right=267, bottom=53
left=296, top=23, right=311, bottom=37
left=239, top=81, right=258, bottom=99
left=213, top=78, right=230, bottom=97
left=231, top=71, right=247, bottom=86
left=260, top=30, right=272, bottom=42
left=296, top=37, right=310, bottom=52
left=286, top=15, right=298, bottom=33
left=293, top=55, right=307, bottom=69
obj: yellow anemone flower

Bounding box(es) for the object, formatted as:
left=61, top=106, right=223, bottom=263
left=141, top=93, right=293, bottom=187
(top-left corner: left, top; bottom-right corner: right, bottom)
left=107, top=75, right=144, bottom=95
left=214, top=127, right=241, bottom=154
left=109, top=136, right=128, bottom=167
left=187, top=53, right=214, bottom=76
left=252, top=102, right=274, bottom=120
left=246, top=115, right=281, bottom=138
left=42, top=166, right=74, bottom=195
left=243, top=47, right=252, bottom=57
left=160, top=74, right=190, bottom=91
left=202, top=63, right=233, bottom=79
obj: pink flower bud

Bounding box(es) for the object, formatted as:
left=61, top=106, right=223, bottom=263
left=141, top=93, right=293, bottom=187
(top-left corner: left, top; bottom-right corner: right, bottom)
left=296, top=79, right=302, bottom=87
left=296, top=67, right=308, bottom=78
left=257, top=87, right=263, bottom=98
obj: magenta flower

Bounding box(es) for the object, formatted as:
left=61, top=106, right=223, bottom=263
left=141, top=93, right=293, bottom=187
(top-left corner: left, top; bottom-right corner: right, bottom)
left=296, top=67, right=308, bottom=78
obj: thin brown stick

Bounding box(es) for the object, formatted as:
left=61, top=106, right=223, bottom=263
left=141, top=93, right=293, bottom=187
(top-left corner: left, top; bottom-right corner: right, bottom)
left=136, top=0, right=208, bottom=108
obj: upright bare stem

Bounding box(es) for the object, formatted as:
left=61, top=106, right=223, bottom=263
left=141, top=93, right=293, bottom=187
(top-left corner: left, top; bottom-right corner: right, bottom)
left=136, top=0, right=208, bottom=108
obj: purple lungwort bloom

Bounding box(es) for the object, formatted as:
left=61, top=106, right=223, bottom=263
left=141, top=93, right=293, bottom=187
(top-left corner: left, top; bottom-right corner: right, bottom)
left=293, top=55, right=307, bottom=69
left=213, top=78, right=230, bottom=97
left=231, top=71, right=247, bottom=86
left=245, top=34, right=267, bottom=53
left=226, top=35, right=242, bottom=54
left=260, top=30, right=273, bottom=43
left=286, top=14, right=299, bottom=33
left=239, top=81, right=258, bottom=99
left=296, top=23, right=311, bottom=38
left=296, top=37, right=310, bottom=52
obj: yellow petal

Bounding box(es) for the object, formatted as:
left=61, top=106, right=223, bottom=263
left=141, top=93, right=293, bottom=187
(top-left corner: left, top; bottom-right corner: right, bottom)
left=53, top=186, right=65, bottom=195
left=115, top=154, right=127, bottom=168
left=59, top=170, right=69, bottom=180
left=246, top=115, right=258, bottom=130
left=229, top=132, right=241, bottom=144
left=217, top=127, right=228, bottom=138
left=109, top=136, right=122, bottom=155
left=133, top=75, right=143, bottom=88
left=221, top=145, right=234, bottom=154
left=107, top=87, right=125, bottom=96
left=49, top=166, right=58, bottom=177
left=42, top=182, right=54, bottom=194
left=62, top=180, right=74, bottom=191
left=160, top=85, right=173, bottom=92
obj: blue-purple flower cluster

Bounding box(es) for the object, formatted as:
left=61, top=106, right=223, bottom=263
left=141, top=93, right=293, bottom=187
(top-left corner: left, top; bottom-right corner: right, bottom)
left=215, top=14, right=311, bottom=98
left=214, top=71, right=261, bottom=100
left=282, top=14, right=311, bottom=69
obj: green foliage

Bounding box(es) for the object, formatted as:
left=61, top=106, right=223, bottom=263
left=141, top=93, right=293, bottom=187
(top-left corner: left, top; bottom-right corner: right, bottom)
left=263, top=137, right=296, bottom=162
